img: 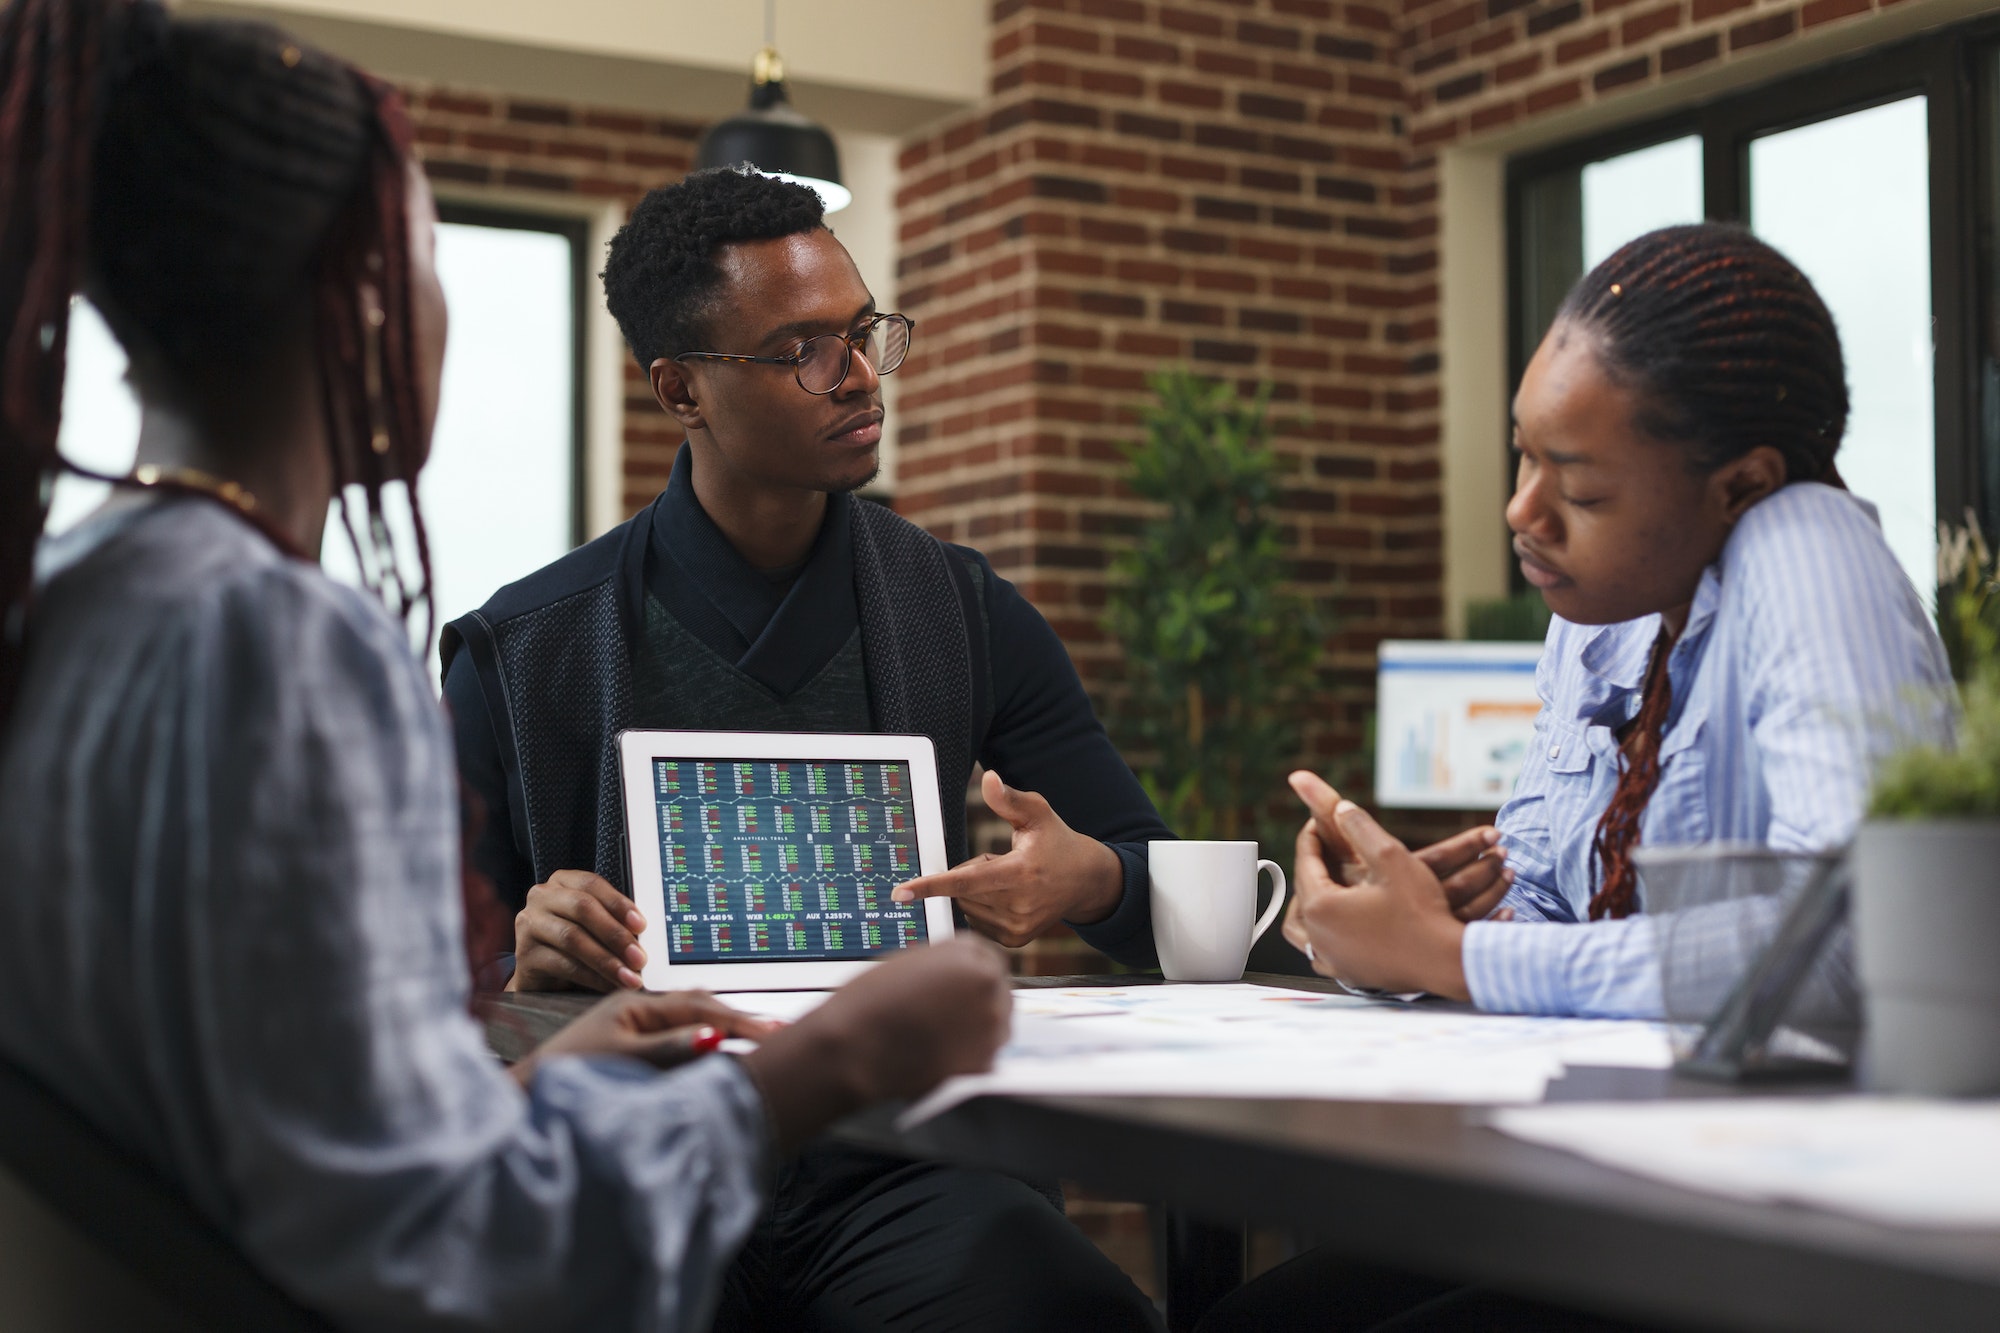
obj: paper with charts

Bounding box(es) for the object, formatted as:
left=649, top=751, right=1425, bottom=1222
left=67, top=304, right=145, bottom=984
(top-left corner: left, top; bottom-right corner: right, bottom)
left=1492, top=1099, right=2000, bottom=1229
left=725, top=984, right=1672, bottom=1126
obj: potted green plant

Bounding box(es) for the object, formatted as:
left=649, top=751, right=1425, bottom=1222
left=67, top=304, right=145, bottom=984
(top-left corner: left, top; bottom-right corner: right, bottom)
left=1101, top=370, right=1321, bottom=849
left=1853, top=518, right=2000, bottom=1095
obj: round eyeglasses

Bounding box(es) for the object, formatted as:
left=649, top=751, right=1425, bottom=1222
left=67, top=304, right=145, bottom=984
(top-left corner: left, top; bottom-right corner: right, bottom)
left=673, top=312, right=915, bottom=396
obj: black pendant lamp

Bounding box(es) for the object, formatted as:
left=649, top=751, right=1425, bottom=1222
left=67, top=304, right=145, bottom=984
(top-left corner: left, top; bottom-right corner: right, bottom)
left=694, top=2, right=849, bottom=213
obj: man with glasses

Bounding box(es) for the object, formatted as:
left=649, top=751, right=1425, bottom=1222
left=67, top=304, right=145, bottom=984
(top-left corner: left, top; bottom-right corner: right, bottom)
left=440, top=167, right=1165, bottom=1330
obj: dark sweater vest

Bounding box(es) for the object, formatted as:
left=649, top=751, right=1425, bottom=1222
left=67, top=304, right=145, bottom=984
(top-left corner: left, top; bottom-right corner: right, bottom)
left=439, top=494, right=993, bottom=894
left=634, top=596, right=872, bottom=733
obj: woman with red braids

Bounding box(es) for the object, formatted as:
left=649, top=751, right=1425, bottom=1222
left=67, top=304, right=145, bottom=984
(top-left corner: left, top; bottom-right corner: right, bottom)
left=0, top=2, right=1010, bottom=1328
left=1278, top=222, right=1955, bottom=1022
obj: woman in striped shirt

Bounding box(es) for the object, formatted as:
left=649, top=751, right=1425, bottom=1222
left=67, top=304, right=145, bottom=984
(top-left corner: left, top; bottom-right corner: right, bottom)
left=1281, top=222, right=1954, bottom=1021
left=1196, top=222, right=1956, bottom=1333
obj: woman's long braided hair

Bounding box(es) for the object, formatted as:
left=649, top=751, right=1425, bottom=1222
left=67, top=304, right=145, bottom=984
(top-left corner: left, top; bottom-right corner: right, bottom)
left=0, top=0, right=504, bottom=982
left=1557, top=223, right=1849, bottom=920
left=0, top=0, right=432, bottom=717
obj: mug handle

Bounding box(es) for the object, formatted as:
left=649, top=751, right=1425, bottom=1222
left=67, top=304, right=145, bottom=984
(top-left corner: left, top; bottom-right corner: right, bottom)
left=1250, top=860, right=1288, bottom=944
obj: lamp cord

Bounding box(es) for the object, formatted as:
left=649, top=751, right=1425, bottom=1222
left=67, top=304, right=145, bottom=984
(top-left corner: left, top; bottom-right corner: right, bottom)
left=765, top=0, right=775, bottom=49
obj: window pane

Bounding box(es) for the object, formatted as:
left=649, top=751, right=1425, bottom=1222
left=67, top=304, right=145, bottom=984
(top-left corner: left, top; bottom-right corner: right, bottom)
left=1581, top=136, right=1704, bottom=270
left=49, top=299, right=140, bottom=535
left=413, top=221, right=577, bottom=634
left=318, top=219, right=579, bottom=651
left=1751, top=96, right=1934, bottom=599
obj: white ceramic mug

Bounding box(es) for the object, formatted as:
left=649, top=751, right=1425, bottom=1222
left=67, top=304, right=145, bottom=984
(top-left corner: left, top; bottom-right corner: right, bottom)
left=1149, top=841, right=1288, bottom=982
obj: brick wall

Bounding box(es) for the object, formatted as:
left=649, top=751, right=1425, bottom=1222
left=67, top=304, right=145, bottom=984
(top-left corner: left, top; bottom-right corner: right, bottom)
left=1404, top=0, right=1912, bottom=144
left=402, top=86, right=707, bottom=517
left=895, top=0, right=1441, bottom=796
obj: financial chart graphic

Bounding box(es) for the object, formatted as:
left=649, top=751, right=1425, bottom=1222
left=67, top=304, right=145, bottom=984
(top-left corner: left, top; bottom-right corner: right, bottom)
left=652, top=759, right=929, bottom=963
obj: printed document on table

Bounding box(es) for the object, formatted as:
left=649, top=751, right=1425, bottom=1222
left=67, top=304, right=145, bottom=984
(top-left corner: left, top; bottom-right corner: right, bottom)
left=1492, top=1099, right=2000, bottom=1229
left=896, top=984, right=1672, bottom=1126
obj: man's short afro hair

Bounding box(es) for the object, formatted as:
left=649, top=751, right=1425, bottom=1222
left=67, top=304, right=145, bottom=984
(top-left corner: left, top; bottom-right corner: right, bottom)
left=601, top=166, right=826, bottom=370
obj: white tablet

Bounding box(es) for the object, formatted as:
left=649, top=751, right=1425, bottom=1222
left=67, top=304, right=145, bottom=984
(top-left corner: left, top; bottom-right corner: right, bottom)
left=617, top=730, right=955, bottom=991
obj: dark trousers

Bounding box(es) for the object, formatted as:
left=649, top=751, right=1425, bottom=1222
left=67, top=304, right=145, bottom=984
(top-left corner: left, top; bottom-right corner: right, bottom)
left=709, top=1143, right=1163, bottom=1332
left=1195, top=1248, right=1678, bottom=1333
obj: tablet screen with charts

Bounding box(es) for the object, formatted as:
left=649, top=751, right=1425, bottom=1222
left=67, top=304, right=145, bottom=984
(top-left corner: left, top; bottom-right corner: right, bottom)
left=617, top=731, right=954, bottom=990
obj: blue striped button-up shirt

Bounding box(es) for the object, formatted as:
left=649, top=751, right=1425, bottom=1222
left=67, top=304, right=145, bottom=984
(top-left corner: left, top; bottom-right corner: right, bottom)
left=1463, top=483, right=1954, bottom=1018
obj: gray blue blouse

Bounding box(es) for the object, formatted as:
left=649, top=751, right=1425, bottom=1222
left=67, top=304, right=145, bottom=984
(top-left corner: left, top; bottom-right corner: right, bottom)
left=0, top=499, right=765, bottom=1331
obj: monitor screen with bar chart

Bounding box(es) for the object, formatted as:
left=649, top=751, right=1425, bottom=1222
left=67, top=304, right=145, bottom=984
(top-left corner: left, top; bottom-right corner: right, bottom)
left=1374, top=641, right=1544, bottom=809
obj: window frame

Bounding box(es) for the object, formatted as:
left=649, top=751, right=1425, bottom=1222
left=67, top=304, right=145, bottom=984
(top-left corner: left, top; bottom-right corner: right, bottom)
left=1504, top=21, right=1999, bottom=565
left=434, top=200, right=591, bottom=548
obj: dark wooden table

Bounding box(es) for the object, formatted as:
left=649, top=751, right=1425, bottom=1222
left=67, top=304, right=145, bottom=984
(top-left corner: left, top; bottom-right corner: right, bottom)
left=483, top=975, right=2000, bottom=1333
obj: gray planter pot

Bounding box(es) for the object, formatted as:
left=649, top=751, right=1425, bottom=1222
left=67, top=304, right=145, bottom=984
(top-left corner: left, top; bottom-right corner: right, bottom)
left=1851, top=819, right=2000, bottom=1095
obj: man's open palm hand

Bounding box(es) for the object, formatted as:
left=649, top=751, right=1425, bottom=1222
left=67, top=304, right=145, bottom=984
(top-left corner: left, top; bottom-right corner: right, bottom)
left=890, top=770, right=1123, bottom=948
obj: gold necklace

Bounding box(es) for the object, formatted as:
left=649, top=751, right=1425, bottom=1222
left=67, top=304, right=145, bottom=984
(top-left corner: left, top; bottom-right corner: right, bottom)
left=59, top=457, right=307, bottom=561
left=130, top=464, right=260, bottom=517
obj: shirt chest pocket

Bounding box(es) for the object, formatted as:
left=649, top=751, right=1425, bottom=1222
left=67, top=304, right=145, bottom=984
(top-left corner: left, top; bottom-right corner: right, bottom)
left=1540, top=713, right=1711, bottom=840
left=1545, top=711, right=1711, bottom=830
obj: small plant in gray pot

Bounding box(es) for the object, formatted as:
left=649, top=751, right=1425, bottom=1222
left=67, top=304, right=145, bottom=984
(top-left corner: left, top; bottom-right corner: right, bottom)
left=1854, top=519, right=2000, bottom=1095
